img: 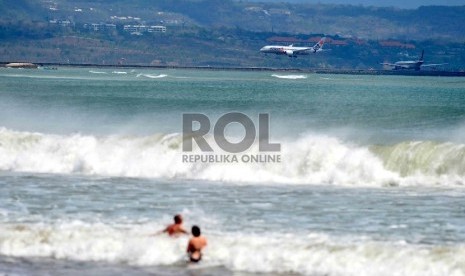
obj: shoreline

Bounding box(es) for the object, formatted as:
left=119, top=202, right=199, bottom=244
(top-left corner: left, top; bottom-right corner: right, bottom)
left=1, top=61, right=465, bottom=77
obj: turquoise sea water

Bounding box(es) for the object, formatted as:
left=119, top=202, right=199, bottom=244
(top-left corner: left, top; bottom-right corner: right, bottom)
left=0, top=67, right=464, bottom=275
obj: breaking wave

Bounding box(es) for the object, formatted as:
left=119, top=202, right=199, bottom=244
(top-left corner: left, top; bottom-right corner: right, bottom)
left=136, top=73, right=168, bottom=79
left=0, top=221, right=464, bottom=275
left=88, top=70, right=107, bottom=74
left=271, top=74, right=307, bottom=80
left=0, top=127, right=464, bottom=187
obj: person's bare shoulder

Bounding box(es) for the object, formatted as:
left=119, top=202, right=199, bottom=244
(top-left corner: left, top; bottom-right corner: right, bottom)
left=199, top=236, right=207, bottom=247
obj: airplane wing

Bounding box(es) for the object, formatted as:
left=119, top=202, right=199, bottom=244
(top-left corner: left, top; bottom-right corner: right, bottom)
left=292, top=48, right=312, bottom=54
left=421, top=63, right=448, bottom=67
left=380, top=63, right=412, bottom=69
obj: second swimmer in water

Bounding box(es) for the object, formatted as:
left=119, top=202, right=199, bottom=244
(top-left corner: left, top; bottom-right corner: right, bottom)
left=157, top=214, right=188, bottom=237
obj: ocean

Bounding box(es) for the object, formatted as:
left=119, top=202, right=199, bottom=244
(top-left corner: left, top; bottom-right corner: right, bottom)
left=0, top=67, right=464, bottom=275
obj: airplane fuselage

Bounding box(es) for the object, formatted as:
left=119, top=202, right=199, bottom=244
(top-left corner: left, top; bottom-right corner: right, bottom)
left=260, top=45, right=313, bottom=56
left=260, top=37, right=326, bottom=58
left=392, top=61, right=424, bottom=70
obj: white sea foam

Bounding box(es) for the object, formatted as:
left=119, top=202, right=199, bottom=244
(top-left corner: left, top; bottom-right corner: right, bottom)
left=0, top=222, right=464, bottom=275
left=136, top=73, right=168, bottom=79
left=0, top=127, right=464, bottom=187
left=89, top=70, right=107, bottom=74
left=112, top=71, right=128, bottom=74
left=271, top=74, right=307, bottom=80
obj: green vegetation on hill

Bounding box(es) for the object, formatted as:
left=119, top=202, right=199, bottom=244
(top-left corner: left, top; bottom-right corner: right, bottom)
left=39, top=0, right=465, bottom=40
left=0, top=0, right=45, bottom=20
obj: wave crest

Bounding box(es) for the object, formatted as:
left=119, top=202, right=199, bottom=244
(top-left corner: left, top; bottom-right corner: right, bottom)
left=0, top=128, right=464, bottom=186
left=136, top=73, right=168, bottom=79
left=373, top=141, right=465, bottom=177
left=271, top=74, right=307, bottom=79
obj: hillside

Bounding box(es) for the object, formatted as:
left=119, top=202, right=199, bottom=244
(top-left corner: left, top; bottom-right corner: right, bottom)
left=37, top=0, right=465, bottom=40
left=1, top=0, right=465, bottom=70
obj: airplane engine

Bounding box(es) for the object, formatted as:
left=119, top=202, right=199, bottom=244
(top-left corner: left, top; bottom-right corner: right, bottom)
left=285, top=50, right=294, bottom=56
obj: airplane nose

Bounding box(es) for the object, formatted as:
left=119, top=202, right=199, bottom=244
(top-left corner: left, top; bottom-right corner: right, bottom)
left=260, top=47, right=266, bottom=52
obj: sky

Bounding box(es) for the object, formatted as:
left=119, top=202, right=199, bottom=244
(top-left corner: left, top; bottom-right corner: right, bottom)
left=251, top=0, right=465, bottom=9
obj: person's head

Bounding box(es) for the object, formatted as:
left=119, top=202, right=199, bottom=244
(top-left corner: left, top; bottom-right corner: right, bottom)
left=174, top=214, right=183, bottom=224
left=191, top=225, right=201, bottom=237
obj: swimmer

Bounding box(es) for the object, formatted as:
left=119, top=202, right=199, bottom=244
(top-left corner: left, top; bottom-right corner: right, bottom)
left=186, top=225, right=207, bottom=263
left=156, top=214, right=188, bottom=236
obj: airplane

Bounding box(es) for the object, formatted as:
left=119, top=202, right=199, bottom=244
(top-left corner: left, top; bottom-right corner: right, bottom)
left=260, top=37, right=327, bottom=58
left=380, top=50, right=447, bottom=71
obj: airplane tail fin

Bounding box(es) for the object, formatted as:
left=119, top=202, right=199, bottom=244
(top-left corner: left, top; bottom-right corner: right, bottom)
left=419, top=50, right=424, bottom=61
left=312, top=37, right=326, bottom=53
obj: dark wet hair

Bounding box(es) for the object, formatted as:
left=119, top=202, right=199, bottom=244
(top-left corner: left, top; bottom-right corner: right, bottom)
left=192, top=225, right=201, bottom=237
left=174, top=214, right=182, bottom=224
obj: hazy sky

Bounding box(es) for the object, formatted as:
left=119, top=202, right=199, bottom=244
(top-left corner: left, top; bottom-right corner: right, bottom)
left=253, top=0, right=465, bottom=9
